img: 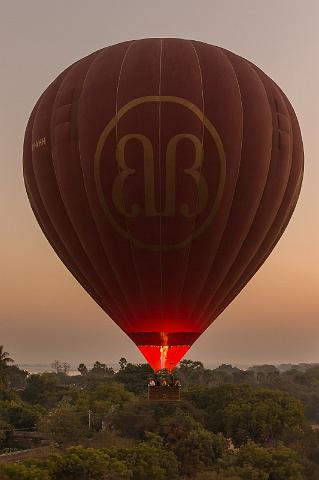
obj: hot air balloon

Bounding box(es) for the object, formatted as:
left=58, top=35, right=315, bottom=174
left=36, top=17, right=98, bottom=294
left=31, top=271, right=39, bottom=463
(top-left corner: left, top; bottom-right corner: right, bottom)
left=23, top=39, right=303, bottom=374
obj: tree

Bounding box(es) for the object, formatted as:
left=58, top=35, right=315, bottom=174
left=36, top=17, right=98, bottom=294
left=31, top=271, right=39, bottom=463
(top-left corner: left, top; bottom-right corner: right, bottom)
left=111, top=399, right=156, bottom=439
left=39, top=402, right=86, bottom=445
left=107, top=443, right=179, bottom=480
left=0, top=419, right=12, bottom=451
left=0, top=445, right=178, bottom=480
left=218, top=442, right=303, bottom=480
left=195, top=472, right=241, bottom=480
left=184, top=384, right=251, bottom=433
left=47, top=446, right=131, bottom=480
left=51, top=360, right=62, bottom=374
left=119, top=358, right=127, bottom=371
left=177, top=359, right=205, bottom=384
left=22, top=373, right=67, bottom=408
left=158, top=411, right=227, bottom=476
left=0, top=461, right=50, bottom=480
left=176, top=429, right=227, bottom=476
left=0, top=346, right=14, bottom=386
left=5, top=365, right=28, bottom=389
left=88, top=382, right=134, bottom=405
left=51, top=361, right=71, bottom=375
left=0, top=399, right=43, bottom=430
left=61, top=362, right=71, bottom=375
left=90, top=362, right=114, bottom=377
left=78, top=363, right=88, bottom=376
left=282, top=428, right=319, bottom=480
left=224, top=389, right=304, bottom=447
left=116, top=363, right=152, bottom=395
left=185, top=384, right=304, bottom=446
left=73, top=382, right=135, bottom=431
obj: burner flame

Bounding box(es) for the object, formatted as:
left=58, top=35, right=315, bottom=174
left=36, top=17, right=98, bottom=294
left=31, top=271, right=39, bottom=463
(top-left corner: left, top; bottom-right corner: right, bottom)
left=160, top=345, right=169, bottom=370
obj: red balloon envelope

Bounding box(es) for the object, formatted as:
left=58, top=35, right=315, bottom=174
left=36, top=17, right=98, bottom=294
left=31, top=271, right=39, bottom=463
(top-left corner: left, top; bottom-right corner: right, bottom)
left=23, top=39, right=303, bottom=371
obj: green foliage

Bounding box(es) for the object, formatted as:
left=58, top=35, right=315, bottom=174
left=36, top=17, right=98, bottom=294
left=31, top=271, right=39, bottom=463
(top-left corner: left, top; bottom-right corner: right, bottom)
left=22, top=374, right=68, bottom=409
left=177, top=360, right=206, bottom=384
left=0, top=399, right=43, bottom=430
left=87, top=430, right=136, bottom=449
left=116, top=363, right=153, bottom=395
left=157, top=411, right=227, bottom=476
left=0, top=418, right=12, bottom=450
left=73, top=381, right=135, bottom=431
left=107, top=443, right=179, bottom=480
left=0, top=386, right=14, bottom=402
left=175, top=428, right=227, bottom=476
left=0, top=445, right=177, bottom=480
left=0, top=346, right=14, bottom=387
left=186, top=384, right=304, bottom=446
left=47, top=446, right=130, bottom=480
left=224, top=389, right=304, bottom=446
left=218, top=442, right=303, bottom=480
left=185, top=384, right=251, bottom=433
left=90, top=361, right=114, bottom=377
left=111, top=399, right=156, bottom=439
left=195, top=472, right=241, bottom=480
left=281, top=428, right=319, bottom=479
left=175, top=359, right=319, bottom=424
left=38, top=403, right=86, bottom=445
left=1, top=348, right=319, bottom=479
left=176, top=361, right=255, bottom=387
left=0, top=462, right=50, bottom=480
left=5, top=365, right=28, bottom=389
left=89, top=382, right=134, bottom=404
left=252, top=365, right=319, bottom=423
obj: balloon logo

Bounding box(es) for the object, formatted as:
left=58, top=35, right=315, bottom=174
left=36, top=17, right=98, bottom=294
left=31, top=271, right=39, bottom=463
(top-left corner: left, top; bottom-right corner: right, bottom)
left=23, top=39, right=303, bottom=371
left=94, top=95, right=226, bottom=250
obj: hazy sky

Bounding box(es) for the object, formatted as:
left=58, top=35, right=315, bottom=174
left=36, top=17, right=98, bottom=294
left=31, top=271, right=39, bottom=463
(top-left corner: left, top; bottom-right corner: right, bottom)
left=1, top=1, right=318, bottom=367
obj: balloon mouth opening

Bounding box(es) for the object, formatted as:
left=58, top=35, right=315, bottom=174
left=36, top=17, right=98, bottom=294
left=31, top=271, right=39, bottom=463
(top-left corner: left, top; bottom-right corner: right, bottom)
left=138, top=345, right=190, bottom=371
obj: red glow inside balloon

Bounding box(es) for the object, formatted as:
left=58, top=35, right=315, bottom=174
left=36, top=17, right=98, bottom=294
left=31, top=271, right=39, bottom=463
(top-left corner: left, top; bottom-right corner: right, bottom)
left=138, top=345, right=190, bottom=371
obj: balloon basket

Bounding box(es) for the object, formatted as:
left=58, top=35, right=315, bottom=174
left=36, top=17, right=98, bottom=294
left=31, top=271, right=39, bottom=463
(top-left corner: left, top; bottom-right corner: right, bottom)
left=148, top=385, right=181, bottom=402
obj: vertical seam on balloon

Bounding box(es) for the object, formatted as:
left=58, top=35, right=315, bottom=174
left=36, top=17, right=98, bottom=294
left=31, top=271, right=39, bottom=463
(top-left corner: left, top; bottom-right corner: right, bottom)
left=74, top=50, right=132, bottom=325
left=216, top=78, right=298, bottom=313
left=78, top=47, right=136, bottom=328
left=115, top=41, right=150, bottom=327
left=47, top=63, right=116, bottom=317
left=51, top=56, right=120, bottom=320
left=212, top=72, right=294, bottom=314
left=28, top=94, right=107, bottom=312
left=209, top=62, right=277, bottom=319
left=214, top=169, right=302, bottom=320
left=177, top=40, right=205, bottom=324
left=191, top=47, right=244, bottom=330
left=73, top=49, right=132, bottom=325
left=200, top=56, right=273, bottom=327
left=78, top=44, right=139, bottom=328
left=214, top=76, right=300, bottom=321
left=158, top=38, right=163, bottom=324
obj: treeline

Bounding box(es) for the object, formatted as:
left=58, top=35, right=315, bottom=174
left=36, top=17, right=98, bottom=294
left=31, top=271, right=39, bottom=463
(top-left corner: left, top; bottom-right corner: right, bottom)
left=1, top=348, right=319, bottom=478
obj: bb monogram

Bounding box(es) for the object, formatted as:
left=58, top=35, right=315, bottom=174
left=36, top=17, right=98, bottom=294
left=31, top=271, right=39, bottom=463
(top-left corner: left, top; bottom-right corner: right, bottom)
left=94, top=96, right=226, bottom=251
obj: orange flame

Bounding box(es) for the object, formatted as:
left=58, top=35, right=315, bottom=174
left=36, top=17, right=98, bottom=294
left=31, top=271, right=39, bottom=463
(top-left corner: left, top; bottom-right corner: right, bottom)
left=160, top=345, right=169, bottom=370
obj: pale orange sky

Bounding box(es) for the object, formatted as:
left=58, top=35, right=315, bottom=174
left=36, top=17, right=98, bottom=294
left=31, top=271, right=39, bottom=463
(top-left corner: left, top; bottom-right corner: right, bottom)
left=1, top=1, right=318, bottom=366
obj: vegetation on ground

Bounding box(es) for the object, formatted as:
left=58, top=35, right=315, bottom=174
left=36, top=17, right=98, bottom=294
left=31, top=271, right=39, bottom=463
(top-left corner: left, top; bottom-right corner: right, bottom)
left=1, top=346, right=319, bottom=478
